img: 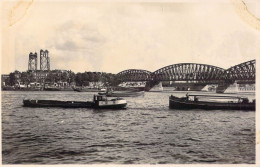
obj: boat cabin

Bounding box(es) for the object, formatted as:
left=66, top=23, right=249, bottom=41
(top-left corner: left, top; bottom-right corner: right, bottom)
left=93, top=95, right=107, bottom=102
left=238, top=97, right=249, bottom=103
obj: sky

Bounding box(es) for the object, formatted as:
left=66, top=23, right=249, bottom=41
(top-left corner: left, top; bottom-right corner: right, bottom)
left=1, top=0, right=260, bottom=74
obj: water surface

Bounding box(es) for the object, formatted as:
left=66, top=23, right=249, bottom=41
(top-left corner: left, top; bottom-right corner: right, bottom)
left=2, top=91, right=255, bottom=164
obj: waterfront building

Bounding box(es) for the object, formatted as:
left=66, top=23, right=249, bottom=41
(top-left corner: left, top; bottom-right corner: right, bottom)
left=34, top=70, right=49, bottom=82
left=89, top=81, right=104, bottom=88
left=1, top=74, right=10, bottom=86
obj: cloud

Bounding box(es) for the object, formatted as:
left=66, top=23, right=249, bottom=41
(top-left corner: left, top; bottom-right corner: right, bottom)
left=41, top=20, right=107, bottom=71
left=48, top=20, right=105, bottom=51
left=4, top=1, right=260, bottom=74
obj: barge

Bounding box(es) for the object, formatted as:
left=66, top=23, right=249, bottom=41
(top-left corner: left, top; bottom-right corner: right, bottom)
left=169, top=94, right=255, bottom=111
left=23, top=95, right=127, bottom=109
left=99, top=90, right=144, bottom=97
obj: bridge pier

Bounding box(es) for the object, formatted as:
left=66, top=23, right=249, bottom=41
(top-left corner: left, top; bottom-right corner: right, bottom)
left=216, top=81, right=255, bottom=93
left=171, top=83, right=207, bottom=91
left=149, top=82, right=163, bottom=92
left=146, top=81, right=208, bottom=91
left=145, top=80, right=160, bottom=91
left=216, top=82, right=232, bottom=93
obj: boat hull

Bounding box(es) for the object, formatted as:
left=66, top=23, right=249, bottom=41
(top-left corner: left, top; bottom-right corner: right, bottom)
left=101, top=91, right=144, bottom=97
left=169, top=96, right=255, bottom=111
left=97, top=103, right=127, bottom=109
left=23, top=100, right=93, bottom=108
left=44, top=88, right=61, bottom=91
left=23, top=99, right=127, bottom=109
left=97, top=99, right=127, bottom=108
left=73, top=88, right=99, bottom=92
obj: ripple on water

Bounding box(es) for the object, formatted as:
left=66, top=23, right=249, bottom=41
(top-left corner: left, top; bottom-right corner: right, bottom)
left=1, top=91, right=255, bottom=164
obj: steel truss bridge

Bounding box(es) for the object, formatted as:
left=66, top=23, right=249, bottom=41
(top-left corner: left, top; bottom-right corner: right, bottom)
left=116, top=60, right=255, bottom=84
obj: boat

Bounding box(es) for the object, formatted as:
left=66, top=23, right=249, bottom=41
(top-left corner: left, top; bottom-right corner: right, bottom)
left=44, top=87, right=61, bottom=91
left=118, top=82, right=146, bottom=91
left=23, top=95, right=127, bottom=109
left=99, top=90, right=144, bottom=97
left=73, top=87, right=100, bottom=92
left=169, top=94, right=255, bottom=110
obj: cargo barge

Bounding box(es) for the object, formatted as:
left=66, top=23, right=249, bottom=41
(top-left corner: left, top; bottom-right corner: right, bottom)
left=169, top=94, right=255, bottom=111
left=23, top=95, right=127, bottom=109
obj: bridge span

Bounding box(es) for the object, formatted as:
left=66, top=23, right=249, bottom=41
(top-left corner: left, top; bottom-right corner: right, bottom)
left=116, top=60, right=255, bottom=92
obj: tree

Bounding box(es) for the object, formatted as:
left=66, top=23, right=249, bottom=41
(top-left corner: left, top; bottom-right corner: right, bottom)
left=75, top=73, right=83, bottom=86
left=61, top=72, right=68, bottom=82
left=87, top=72, right=94, bottom=82
left=92, top=72, right=98, bottom=82
left=45, top=72, right=55, bottom=83
left=9, top=72, right=16, bottom=86
left=21, top=72, right=30, bottom=85
left=67, top=71, right=75, bottom=84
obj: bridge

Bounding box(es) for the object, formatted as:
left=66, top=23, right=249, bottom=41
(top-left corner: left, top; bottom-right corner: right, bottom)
left=151, top=63, right=226, bottom=83
left=116, top=60, right=256, bottom=92
left=117, top=69, right=152, bottom=81
left=223, top=60, right=255, bottom=82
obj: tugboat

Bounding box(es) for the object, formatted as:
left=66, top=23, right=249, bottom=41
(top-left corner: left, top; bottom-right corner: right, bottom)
left=169, top=94, right=255, bottom=111
left=92, top=95, right=127, bottom=109
left=23, top=95, right=127, bottom=109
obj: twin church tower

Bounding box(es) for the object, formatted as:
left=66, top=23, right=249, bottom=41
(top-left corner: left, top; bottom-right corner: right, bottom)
left=28, top=49, right=50, bottom=71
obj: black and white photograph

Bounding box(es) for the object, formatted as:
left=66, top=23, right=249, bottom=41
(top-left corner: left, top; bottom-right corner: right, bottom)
left=1, top=0, right=259, bottom=165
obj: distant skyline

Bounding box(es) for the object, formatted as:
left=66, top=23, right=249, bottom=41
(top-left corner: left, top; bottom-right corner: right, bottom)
left=2, top=0, right=260, bottom=74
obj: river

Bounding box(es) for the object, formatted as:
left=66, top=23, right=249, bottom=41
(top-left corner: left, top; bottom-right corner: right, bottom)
left=1, top=91, right=255, bottom=164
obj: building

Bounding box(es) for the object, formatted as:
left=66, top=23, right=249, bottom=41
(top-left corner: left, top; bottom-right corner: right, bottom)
left=89, top=81, right=104, bottom=88
left=35, top=70, right=49, bottom=82
left=1, top=74, right=10, bottom=86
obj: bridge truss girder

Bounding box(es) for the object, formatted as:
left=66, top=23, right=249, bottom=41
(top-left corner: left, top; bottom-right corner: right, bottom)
left=116, top=60, right=255, bottom=84
left=117, top=69, right=152, bottom=81
left=224, top=60, right=255, bottom=82
left=152, top=63, right=226, bottom=82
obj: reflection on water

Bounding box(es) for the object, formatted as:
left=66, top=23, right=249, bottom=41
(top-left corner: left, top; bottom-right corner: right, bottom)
left=2, top=91, right=255, bottom=164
